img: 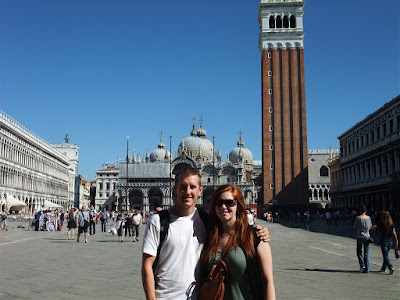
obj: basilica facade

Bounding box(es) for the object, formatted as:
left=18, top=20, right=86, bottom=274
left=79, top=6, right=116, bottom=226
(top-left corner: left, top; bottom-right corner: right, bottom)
left=109, top=123, right=258, bottom=212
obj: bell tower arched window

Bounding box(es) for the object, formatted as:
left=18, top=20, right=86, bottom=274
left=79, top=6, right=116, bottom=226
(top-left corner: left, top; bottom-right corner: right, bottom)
left=283, top=15, right=289, bottom=28
left=276, top=16, right=282, bottom=28
left=269, top=16, right=275, bottom=28
left=290, top=15, right=296, bottom=28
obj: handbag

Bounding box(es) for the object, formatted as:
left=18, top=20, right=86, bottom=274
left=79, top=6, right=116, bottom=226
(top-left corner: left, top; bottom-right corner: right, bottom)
left=199, top=258, right=228, bottom=300
left=199, top=236, right=233, bottom=300
left=395, top=246, right=400, bottom=259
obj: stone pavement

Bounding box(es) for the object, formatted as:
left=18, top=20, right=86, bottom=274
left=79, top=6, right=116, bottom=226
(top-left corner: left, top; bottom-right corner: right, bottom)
left=1, top=219, right=399, bottom=300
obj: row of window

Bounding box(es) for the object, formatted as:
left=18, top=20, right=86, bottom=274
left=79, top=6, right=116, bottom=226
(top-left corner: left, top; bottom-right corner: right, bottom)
left=331, top=150, right=400, bottom=187
left=341, top=115, right=400, bottom=157
left=98, top=182, right=116, bottom=191
left=0, top=136, right=69, bottom=181
left=269, top=15, right=296, bottom=29
left=0, top=168, right=68, bottom=197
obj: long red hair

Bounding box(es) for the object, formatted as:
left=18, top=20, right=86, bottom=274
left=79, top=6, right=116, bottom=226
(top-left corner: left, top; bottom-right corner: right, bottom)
left=199, top=185, right=255, bottom=266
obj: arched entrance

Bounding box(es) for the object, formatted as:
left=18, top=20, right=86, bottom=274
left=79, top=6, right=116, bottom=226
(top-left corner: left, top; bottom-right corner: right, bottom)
left=129, top=190, right=144, bottom=210
left=149, top=188, right=163, bottom=211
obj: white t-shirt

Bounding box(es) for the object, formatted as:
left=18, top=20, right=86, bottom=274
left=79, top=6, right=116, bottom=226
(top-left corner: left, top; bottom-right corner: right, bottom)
left=247, top=212, right=254, bottom=225
left=142, top=208, right=207, bottom=300
left=132, top=214, right=142, bottom=226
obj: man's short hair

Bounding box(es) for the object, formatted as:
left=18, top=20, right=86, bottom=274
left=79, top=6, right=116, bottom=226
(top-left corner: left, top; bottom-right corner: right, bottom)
left=174, top=166, right=201, bottom=185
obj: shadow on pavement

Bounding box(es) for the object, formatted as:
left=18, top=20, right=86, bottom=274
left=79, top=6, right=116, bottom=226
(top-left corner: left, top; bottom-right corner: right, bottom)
left=287, top=268, right=383, bottom=274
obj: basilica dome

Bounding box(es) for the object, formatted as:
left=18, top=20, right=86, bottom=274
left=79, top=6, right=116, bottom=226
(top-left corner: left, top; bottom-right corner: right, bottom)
left=178, top=125, right=214, bottom=161
left=150, top=139, right=171, bottom=162
left=229, top=138, right=253, bottom=165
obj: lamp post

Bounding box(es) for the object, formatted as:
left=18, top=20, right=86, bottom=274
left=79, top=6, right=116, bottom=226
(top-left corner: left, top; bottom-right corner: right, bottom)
left=169, top=135, right=172, bottom=208
left=212, top=136, right=215, bottom=190
left=125, top=136, right=130, bottom=211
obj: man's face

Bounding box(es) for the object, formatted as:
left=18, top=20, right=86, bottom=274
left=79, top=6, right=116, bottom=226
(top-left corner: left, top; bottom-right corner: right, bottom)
left=82, top=206, right=86, bottom=211
left=175, top=174, right=203, bottom=210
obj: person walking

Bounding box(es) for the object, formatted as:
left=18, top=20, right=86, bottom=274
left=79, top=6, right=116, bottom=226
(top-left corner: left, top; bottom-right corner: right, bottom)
left=59, top=210, right=65, bottom=230
left=76, top=205, right=90, bottom=243
left=67, top=207, right=77, bottom=240
left=353, top=204, right=372, bottom=273
left=125, top=210, right=133, bottom=237
left=371, top=211, right=398, bottom=274
left=304, top=211, right=311, bottom=231
left=89, top=205, right=97, bottom=235
left=132, top=209, right=142, bottom=242
left=99, top=207, right=108, bottom=232
left=113, top=210, right=125, bottom=243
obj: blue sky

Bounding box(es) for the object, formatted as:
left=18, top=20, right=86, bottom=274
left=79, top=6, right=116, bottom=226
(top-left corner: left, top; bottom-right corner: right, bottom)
left=0, top=0, right=399, bottom=180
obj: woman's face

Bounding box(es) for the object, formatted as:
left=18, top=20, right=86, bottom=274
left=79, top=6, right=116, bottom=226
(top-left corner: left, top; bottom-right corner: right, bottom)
left=215, top=191, right=237, bottom=224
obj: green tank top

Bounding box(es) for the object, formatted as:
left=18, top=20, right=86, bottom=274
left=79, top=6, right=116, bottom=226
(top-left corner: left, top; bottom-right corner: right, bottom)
left=207, top=247, right=255, bottom=300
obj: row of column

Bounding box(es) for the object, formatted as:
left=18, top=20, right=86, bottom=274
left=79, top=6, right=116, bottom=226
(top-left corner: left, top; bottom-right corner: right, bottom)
left=309, top=188, right=330, bottom=202
left=333, top=191, right=398, bottom=211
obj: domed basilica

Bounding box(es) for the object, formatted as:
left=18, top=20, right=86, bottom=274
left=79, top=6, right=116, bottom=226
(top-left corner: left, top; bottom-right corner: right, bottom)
left=114, top=121, right=259, bottom=212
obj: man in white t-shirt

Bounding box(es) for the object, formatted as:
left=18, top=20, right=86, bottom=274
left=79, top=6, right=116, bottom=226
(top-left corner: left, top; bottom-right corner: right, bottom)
left=142, top=167, right=206, bottom=300
left=132, top=209, right=143, bottom=242
left=142, top=167, right=270, bottom=300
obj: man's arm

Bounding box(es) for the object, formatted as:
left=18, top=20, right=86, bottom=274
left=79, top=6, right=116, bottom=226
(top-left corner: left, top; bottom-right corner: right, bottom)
left=142, top=253, right=156, bottom=300
left=255, top=225, right=270, bottom=243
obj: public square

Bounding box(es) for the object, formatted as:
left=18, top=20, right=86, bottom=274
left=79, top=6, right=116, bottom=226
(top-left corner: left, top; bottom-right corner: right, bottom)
left=1, top=219, right=399, bottom=300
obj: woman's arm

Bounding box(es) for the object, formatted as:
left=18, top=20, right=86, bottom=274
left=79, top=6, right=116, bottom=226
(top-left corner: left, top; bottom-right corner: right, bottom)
left=393, top=228, right=398, bottom=248
left=257, top=241, right=276, bottom=300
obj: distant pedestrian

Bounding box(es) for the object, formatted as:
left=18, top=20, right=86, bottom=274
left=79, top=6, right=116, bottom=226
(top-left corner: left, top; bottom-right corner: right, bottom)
left=99, top=208, right=108, bottom=232
left=247, top=209, right=255, bottom=226
left=113, top=210, right=125, bottom=243
left=125, top=210, right=133, bottom=237
left=0, top=211, right=8, bottom=231
left=89, top=205, right=97, bottom=235
left=304, top=211, right=311, bottom=231
left=325, top=210, right=332, bottom=226
left=76, top=205, right=90, bottom=243
left=353, top=204, right=372, bottom=273
left=59, top=210, right=65, bottom=230
left=132, top=209, right=142, bottom=242
left=371, top=211, right=398, bottom=274
left=67, top=208, right=77, bottom=240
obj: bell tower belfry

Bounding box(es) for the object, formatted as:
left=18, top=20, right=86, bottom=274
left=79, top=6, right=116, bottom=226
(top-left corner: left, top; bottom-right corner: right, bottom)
left=258, top=0, right=308, bottom=205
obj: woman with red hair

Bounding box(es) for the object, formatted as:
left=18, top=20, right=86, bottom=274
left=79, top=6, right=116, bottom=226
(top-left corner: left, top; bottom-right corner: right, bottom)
left=199, top=184, right=275, bottom=300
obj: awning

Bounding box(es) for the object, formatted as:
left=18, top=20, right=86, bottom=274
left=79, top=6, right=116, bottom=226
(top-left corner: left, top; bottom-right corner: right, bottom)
left=6, top=194, right=27, bottom=212
left=43, top=200, right=63, bottom=209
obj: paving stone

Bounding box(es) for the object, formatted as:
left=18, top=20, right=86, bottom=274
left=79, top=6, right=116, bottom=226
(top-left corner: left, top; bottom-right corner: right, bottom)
left=1, top=220, right=399, bottom=299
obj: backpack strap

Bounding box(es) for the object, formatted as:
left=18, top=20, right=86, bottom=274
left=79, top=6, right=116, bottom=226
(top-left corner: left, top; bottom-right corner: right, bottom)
left=197, top=207, right=210, bottom=235
left=153, top=209, right=170, bottom=274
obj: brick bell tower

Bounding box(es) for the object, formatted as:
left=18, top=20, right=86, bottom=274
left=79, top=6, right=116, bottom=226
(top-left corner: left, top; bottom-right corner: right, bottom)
left=258, top=0, right=308, bottom=206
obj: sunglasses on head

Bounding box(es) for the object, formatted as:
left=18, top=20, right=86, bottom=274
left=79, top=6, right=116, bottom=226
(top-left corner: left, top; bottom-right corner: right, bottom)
left=216, top=199, right=237, bottom=207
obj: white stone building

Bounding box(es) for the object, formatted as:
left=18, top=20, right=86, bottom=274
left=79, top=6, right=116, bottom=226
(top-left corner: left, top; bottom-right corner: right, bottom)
left=95, top=167, right=119, bottom=210
left=330, top=95, right=400, bottom=210
left=0, top=111, right=72, bottom=213
left=52, top=135, right=79, bottom=207
left=308, top=149, right=339, bottom=208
